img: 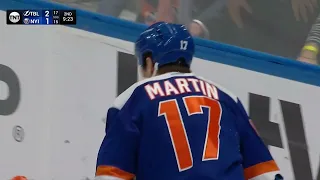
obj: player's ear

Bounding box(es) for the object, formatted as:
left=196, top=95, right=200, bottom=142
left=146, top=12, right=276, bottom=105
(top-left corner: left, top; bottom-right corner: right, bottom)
left=145, top=57, right=154, bottom=77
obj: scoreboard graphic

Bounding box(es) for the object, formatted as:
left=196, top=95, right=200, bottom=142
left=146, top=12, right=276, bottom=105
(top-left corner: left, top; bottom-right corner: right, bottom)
left=6, top=10, right=76, bottom=25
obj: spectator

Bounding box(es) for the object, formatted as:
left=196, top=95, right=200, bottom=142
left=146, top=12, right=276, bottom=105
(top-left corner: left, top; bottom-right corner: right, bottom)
left=97, top=0, right=127, bottom=17
left=137, top=0, right=233, bottom=38
left=138, top=0, right=178, bottom=25
left=291, top=0, right=318, bottom=23
left=177, top=0, right=319, bottom=59
left=298, top=13, right=320, bottom=65
left=51, top=0, right=320, bottom=60
left=175, top=0, right=253, bottom=38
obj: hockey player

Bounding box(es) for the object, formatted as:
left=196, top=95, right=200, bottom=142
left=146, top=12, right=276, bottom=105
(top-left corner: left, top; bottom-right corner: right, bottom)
left=95, top=22, right=283, bottom=180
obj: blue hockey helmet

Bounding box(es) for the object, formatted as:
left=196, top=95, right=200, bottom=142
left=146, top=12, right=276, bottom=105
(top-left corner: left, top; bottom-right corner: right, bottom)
left=135, top=22, right=195, bottom=68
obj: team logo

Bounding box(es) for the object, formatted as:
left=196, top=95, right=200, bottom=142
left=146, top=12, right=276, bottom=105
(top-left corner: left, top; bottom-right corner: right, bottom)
left=8, top=11, right=20, bottom=23
left=23, top=10, right=39, bottom=17
left=23, top=18, right=30, bottom=24
left=23, top=10, right=30, bottom=16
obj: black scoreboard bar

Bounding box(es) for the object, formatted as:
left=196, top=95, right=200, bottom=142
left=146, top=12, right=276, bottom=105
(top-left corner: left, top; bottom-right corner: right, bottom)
left=6, top=10, right=76, bottom=25
left=59, top=10, right=76, bottom=25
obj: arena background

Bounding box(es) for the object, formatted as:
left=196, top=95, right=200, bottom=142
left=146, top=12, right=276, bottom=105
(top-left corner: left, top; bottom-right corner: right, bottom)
left=0, top=0, right=320, bottom=180
left=51, top=0, right=320, bottom=63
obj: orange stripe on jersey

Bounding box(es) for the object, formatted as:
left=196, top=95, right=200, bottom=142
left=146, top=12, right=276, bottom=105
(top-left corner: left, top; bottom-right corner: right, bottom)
left=244, top=160, right=279, bottom=180
left=96, top=165, right=135, bottom=180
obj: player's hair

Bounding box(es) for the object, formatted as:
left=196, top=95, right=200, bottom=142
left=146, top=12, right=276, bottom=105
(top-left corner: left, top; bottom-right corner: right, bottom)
left=143, top=52, right=191, bottom=74
left=157, top=59, right=191, bottom=74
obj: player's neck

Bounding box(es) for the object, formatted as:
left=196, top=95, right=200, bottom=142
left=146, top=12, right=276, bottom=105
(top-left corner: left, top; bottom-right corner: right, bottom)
left=156, top=65, right=191, bottom=75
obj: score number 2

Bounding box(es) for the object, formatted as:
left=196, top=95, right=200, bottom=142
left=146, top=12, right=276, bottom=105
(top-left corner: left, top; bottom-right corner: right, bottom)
left=158, top=96, right=222, bottom=171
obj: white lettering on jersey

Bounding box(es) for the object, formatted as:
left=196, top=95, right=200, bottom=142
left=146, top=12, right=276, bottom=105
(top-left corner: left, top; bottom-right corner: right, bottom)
left=144, top=77, right=219, bottom=100
left=187, top=78, right=201, bottom=92
left=205, top=82, right=219, bottom=99
left=114, top=72, right=235, bottom=110
left=199, top=80, right=207, bottom=96
left=175, top=78, right=192, bottom=93
left=145, top=82, right=165, bottom=100
left=164, top=80, right=180, bottom=96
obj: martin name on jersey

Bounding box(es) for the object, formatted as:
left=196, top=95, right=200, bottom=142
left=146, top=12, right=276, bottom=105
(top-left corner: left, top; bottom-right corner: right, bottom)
left=95, top=72, right=281, bottom=180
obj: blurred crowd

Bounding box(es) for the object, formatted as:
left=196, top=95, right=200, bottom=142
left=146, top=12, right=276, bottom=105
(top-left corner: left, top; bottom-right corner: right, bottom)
left=51, top=0, right=320, bottom=65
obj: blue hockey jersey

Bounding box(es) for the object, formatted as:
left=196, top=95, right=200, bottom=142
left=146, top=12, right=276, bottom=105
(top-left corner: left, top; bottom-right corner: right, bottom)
left=95, top=72, right=280, bottom=180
